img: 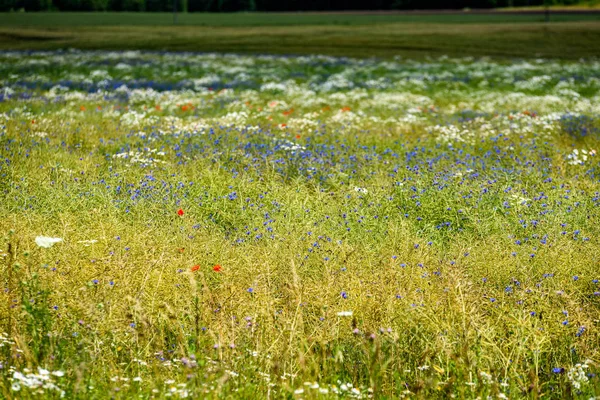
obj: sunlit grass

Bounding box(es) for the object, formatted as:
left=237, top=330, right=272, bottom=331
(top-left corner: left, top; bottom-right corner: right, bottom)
left=1, top=51, right=600, bottom=398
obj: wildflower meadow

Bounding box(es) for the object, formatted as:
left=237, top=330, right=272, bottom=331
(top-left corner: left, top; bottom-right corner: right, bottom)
left=1, top=51, right=600, bottom=398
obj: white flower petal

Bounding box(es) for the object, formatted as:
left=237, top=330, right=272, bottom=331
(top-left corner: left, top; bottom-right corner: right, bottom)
left=336, top=311, right=353, bottom=317
left=35, top=236, right=63, bottom=248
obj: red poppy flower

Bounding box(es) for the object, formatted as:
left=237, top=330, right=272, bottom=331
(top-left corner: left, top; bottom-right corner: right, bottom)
left=191, top=265, right=200, bottom=272
left=177, top=208, right=184, bottom=216
left=213, top=265, right=222, bottom=272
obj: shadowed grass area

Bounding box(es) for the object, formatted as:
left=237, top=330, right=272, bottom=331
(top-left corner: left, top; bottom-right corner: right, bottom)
left=1, top=20, right=600, bottom=59
left=1, top=11, right=600, bottom=27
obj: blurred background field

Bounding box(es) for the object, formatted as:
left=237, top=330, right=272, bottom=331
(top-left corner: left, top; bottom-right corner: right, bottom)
left=2, top=10, right=600, bottom=26
left=1, top=0, right=600, bottom=59
left=1, top=13, right=600, bottom=59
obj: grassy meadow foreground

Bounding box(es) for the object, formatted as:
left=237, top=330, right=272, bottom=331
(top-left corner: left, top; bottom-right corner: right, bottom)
left=1, top=51, right=600, bottom=398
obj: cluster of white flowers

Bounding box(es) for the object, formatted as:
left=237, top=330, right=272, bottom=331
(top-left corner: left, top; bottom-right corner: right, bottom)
left=286, top=117, right=320, bottom=131
left=218, top=111, right=249, bottom=127
left=163, top=382, right=190, bottom=398
left=508, top=193, right=531, bottom=206
left=278, top=139, right=306, bottom=153
left=430, top=124, right=471, bottom=144
left=567, top=361, right=591, bottom=390
left=567, top=148, right=596, bottom=166
left=112, top=149, right=166, bottom=166
left=479, top=371, right=493, bottom=385
left=332, top=381, right=372, bottom=398
left=0, top=332, right=15, bottom=348
left=337, top=311, right=353, bottom=317
left=293, top=380, right=372, bottom=398
left=120, top=110, right=158, bottom=127
left=10, top=367, right=65, bottom=397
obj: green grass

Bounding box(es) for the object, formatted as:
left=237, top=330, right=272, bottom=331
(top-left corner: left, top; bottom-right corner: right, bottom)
left=500, top=1, right=600, bottom=11
left=1, top=11, right=600, bottom=27
left=1, top=17, right=600, bottom=59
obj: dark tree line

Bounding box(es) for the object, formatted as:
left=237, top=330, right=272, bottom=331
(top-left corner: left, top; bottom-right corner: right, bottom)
left=0, top=0, right=579, bottom=12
